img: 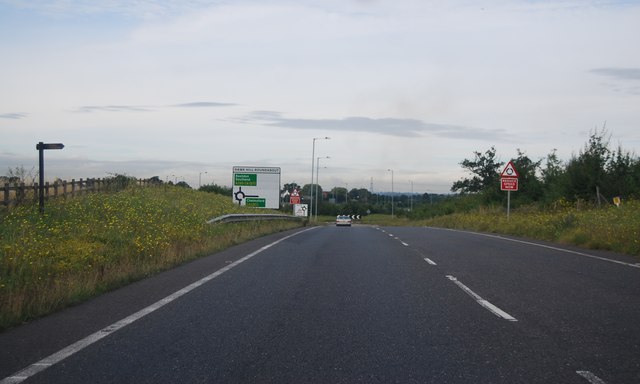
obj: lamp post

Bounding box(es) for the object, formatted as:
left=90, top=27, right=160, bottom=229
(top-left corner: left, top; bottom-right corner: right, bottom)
left=409, top=180, right=414, bottom=212
left=387, top=169, right=394, bottom=218
left=315, top=156, right=330, bottom=221
left=199, top=171, right=208, bottom=188
left=310, top=137, right=330, bottom=220
left=345, top=183, right=348, bottom=203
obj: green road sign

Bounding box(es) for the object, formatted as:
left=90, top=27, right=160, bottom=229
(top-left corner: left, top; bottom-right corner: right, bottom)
left=234, top=173, right=257, bottom=186
left=245, top=198, right=266, bottom=207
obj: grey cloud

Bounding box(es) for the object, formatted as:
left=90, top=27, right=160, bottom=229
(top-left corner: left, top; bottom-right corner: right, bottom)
left=172, top=102, right=237, bottom=108
left=73, top=101, right=237, bottom=113
left=590, top=67, right=640, bottom=81
left=241, top=111, right=508, bottom=140
left=74, top=105, right=152, bottom=113
left=0, top=113, right=27, bottom=119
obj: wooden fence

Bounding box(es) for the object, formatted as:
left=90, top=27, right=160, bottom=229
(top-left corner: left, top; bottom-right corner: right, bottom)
left=2, top=178, right=156, bottom=208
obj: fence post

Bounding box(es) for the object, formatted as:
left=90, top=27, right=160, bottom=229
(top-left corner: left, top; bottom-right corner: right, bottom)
left=71, top=179, right=76, bottom=197
left=17, top=183, right=25, bottom=204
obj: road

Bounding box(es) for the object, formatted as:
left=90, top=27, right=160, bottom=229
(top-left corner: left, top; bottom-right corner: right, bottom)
left=1, top=224, right=640, bottom=383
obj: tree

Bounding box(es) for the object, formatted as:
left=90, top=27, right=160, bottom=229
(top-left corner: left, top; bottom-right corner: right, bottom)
left=282, top=182, right=301, bottom=195
left=331, top=187, right=347, bottom=203
left=606, top=146, right=639, bottom=198
left=510, top=149, right=543, bottom=204
left=451, top=146, right=503, bottom=195
left=301, top=184, right=321, bottom=198
left=3, top=166, right=37, bottom=184
left=175, top=181, right=191, bottom=189
left=565, top=127, right=611, bottom=201
left=199, top=184, right=232, bottom=196
left=540, top=149, right=568, bottom=204
left=348, top=188, right=370, bottom=202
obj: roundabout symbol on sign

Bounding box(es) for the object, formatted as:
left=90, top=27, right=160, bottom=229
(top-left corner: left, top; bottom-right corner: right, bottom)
left=234, top=187, right=259, bottom=205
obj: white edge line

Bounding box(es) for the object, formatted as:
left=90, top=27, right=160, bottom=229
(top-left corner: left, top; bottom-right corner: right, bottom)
left=424, top=258, right=437, bottom=266
left=446, top=275, right=517, bottom=322
left=0, top=227, right=317, bottom=384
left=576, top=371, right=608, bottom=384
left=432, top=227, right=640, bottom=269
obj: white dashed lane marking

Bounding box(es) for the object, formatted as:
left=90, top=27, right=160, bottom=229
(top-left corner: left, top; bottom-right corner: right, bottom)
left=446, top=275, right=517, bottom=322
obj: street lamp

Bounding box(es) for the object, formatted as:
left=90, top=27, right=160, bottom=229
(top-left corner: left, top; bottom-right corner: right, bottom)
left=310, top=137, right=330, bottom=220
left=387, top=169, right=394, bottom=218
left=345, top=183, right=348, bottom=203
left=199, top=171, right=208, bottom=188
left=409, top=180, right=414, bottom=212
left=315, top=156, right=330, bottom=221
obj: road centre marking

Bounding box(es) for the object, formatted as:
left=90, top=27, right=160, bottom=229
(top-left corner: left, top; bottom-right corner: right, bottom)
left=576, top=371, right=608, bottom=384
left=436, top=228, right=640, bottom=270
left=446, top=275, right=517, bottom=322
left=0, top=227, right=318, bottom=384
left=424, top=258, right=437, bottom=265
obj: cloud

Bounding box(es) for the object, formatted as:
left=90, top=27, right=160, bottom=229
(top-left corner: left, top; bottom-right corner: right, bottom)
left=0, top=0, right=218, bottom=19
left=590, top=67, right=640, bottom=95
left=171, top=102, right=237, bottom=108
left=238, top=111, right=509, bottom=140
left=72, top=101, right=237, bottom=113
left=590, top=67, right=640, bottom=81
left=73, top=105, right=153, bottom=113
left=0, top=113, right=27, bottom=119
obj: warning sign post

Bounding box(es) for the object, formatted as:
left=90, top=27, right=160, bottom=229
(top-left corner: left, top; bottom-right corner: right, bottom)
left=500, top=161, right=519, bottom=219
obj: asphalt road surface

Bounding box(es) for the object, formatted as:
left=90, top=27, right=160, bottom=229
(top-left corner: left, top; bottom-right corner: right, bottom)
left=1, top=225, right=639, bottom=383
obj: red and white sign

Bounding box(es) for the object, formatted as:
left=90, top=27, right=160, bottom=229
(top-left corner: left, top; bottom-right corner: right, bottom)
left=500, top=161, right=519, bottom=191
left=289, top=188, right=301, bottom=204
left=501, top=177, right=519, bottom=191
left=501, top=161, right=519, bottom=178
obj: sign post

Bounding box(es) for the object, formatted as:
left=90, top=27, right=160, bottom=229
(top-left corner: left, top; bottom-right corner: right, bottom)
left=500, top=161, right=519, bottom=219
left=36, top=142, right=64, bottom=213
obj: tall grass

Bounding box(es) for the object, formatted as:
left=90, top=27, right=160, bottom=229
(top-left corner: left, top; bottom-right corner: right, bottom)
left=0, top=186, right=303, bottom=330
left=416, top=200, right=640, bottom=256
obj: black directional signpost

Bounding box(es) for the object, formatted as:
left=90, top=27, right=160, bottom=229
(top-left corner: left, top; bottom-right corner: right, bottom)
left=36, top=141, right=64, bottom=213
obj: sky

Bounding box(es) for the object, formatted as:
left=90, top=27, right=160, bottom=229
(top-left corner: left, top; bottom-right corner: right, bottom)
left=1, top=0, right=639, bottom=194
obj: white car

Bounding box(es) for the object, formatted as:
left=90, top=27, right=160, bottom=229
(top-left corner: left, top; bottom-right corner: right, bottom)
left=336, top=215, right=352, bottom=227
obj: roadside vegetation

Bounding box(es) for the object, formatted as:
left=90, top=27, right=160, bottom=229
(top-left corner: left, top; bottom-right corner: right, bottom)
left=3, top=127, right=639, bottom=329
left=0, top=183, right=303, bottom=330
left=416, top=200, right=640, bottom=256
left=311, top=127, right=640, bottom=256
left=407, top=127, right=640, bottom=256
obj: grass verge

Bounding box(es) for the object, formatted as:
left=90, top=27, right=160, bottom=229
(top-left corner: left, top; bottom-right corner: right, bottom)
left=0, top=186, right=304, bottom=330
left=415, top=201, right=640, bottom=256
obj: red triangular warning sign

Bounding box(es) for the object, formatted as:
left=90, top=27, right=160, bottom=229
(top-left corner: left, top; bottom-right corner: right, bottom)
left=501, top=161, right=519, bottom=178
